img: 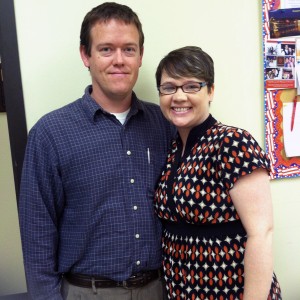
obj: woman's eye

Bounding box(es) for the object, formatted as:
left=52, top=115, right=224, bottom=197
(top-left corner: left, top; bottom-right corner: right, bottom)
left=186, top=83, right=198, bottom=89
left=162, top=86, right=175, bottom=92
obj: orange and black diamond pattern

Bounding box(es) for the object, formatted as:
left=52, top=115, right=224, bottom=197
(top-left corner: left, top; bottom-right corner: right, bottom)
left=154, top=121, right=282, bottom=300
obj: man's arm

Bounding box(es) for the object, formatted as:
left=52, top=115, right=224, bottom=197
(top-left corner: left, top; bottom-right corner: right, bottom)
left=18, top=127, right=64, bottom=300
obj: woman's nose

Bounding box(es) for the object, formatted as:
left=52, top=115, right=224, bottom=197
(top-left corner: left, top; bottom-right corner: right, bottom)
left=172, top=87, right=188, bottom=100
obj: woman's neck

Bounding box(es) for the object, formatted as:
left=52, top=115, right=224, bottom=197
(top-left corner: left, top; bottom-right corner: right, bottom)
left=178, top=129, right=190, bottom=156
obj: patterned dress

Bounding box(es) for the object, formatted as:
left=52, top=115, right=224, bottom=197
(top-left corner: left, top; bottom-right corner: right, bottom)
left=154, top=115, right=282, bottom=300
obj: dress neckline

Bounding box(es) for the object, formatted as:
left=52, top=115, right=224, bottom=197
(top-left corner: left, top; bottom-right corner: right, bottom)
left=176, top=114, right=217, bottom=157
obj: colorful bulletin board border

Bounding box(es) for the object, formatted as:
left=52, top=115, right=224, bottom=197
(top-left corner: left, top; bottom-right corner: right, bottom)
left=263, top=0, right=300, bottom=179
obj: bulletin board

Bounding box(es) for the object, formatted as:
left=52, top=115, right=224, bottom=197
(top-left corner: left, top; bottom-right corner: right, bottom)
left=263, top=0, right=300, bottom=179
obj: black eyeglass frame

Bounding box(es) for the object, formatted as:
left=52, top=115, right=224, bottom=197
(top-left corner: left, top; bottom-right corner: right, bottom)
left=157, top=82, right=208, bottom=95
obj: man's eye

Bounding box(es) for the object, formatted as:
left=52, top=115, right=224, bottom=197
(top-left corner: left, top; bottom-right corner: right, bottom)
left=99, top=47, right=112, bottom=54
left=124, top=47, right=136, bottom=56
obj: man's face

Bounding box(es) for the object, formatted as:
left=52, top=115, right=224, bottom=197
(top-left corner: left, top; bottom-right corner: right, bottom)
left=80, top=19, right=143, bottom=103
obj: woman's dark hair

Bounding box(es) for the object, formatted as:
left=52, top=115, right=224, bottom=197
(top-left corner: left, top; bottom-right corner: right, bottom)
left=80, top=2, right=144, bottom=56
left=156, top=46, right=214, bottom=93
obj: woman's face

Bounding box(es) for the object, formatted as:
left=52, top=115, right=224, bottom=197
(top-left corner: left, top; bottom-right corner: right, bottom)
left=159, top=70, right=214, bottom=136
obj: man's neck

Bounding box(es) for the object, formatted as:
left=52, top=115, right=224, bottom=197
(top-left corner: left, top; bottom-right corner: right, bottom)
left=91, top=89, right=132, bottom=113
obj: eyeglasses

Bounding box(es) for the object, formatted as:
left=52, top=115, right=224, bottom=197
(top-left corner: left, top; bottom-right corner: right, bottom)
left=157, top=82, right=207, bottom=95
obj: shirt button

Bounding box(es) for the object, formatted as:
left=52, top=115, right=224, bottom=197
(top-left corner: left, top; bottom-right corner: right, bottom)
left=130, top=179, right=135, bottom=184
left=136, top=260, right=141, bottom=265
left=135, top=234, right=140, bottom=239
left=133, top=205, right=138, bottom=210
left=127, top=150, right=131, bottom=156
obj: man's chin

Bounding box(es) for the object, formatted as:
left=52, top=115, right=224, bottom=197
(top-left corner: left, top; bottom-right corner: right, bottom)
left=109, top=88, right=133, bottom=99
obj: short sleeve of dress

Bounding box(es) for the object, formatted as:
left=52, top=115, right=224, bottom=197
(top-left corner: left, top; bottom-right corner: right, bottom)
left=218, top=127, right=271, bottom=190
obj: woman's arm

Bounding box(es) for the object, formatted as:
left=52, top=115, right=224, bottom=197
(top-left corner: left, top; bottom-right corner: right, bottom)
left=229, top=168, right=273, bottom=300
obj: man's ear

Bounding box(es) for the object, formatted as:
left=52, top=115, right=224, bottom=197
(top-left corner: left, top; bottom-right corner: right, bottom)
left=139, top=46, right=144, bottom=67
left=80, top=45, right=90, bottom=68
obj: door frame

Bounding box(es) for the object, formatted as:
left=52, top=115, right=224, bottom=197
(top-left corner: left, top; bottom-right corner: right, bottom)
left=0, top=0, right=28, bottom=200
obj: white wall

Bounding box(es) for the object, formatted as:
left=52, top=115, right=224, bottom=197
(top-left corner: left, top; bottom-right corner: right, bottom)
left=8, top=0, right=300, bottom=298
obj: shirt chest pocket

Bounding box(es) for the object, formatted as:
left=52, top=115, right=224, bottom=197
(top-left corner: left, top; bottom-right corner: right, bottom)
left=134, top=147, right=166, bottom=194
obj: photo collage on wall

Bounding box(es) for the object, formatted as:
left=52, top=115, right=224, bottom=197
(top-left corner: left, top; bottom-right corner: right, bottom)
left=265, top=41, right=296, bottom=88
left=263, top=0, right=300, bottom=179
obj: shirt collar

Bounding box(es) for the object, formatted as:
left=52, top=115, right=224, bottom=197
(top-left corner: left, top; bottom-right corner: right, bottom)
left=81, top=85, right=145, bottom=122
left=188, top=114, right=217, bottom=141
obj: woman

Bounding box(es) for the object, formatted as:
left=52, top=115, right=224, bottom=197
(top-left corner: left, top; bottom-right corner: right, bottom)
left=154, top=46, right=282, bottom=300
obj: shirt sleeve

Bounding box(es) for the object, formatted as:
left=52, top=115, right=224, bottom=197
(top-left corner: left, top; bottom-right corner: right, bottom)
left=18, top=124, right=64, bottom=300
left=218, top=127, right=271, bottom=190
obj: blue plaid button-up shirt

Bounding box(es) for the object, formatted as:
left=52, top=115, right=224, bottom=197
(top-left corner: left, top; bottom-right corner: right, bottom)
left=18, top=86, right=174, bottom=299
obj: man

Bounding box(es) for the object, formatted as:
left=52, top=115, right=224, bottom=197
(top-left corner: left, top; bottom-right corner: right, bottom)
left=18, top=3, right=174, bottom=299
